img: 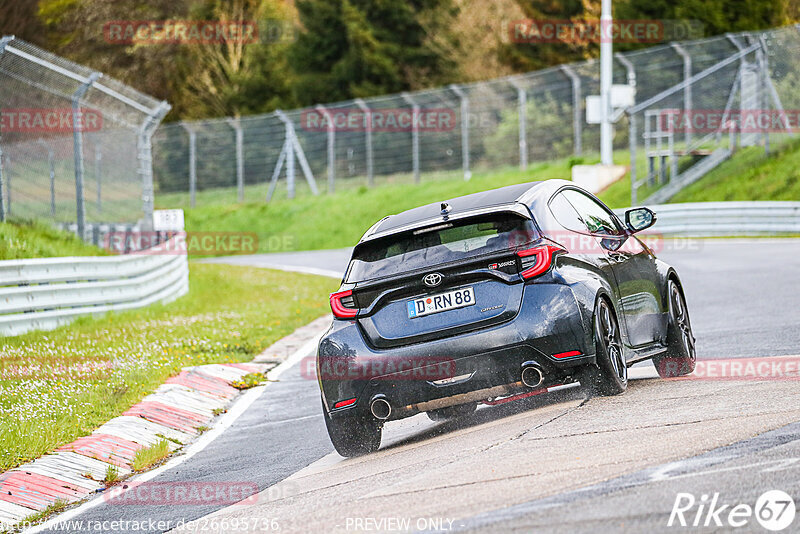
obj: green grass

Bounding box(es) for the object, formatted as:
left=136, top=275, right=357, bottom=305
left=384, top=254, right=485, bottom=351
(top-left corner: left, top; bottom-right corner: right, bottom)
left=671, top=139, right=800, bottom=203
left=0, top=263, right=337, bottom=472
left=104, top=465, right=120, bottom=485
left=231, top=372, right=266, bottom=390
left=0, top=218, right=108, bottom=260
left=131, top=439, right=171, bottom=471
left=169, top=152, right=633, bottom=255
left=155, top=138, right=800, bottom=254
left=159, top=150, right=641, bottom=254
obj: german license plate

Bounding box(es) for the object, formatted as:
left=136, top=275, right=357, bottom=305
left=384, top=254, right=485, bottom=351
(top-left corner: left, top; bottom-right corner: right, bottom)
left=407, top=287, right=475, bottom=318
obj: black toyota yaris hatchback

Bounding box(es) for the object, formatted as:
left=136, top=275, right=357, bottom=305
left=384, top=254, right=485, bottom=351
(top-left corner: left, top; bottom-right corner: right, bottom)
left=318, top=180, right=696, bottom=457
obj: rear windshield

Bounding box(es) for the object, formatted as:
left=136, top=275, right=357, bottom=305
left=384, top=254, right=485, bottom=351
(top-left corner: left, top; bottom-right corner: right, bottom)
left=346, top=213, right=538, bottom=282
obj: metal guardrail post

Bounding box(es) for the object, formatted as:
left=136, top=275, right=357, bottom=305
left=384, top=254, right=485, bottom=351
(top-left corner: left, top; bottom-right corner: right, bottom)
left=72, top=71, right=101, bottom=240
left=315, top=105, right=336, bottom=193
left=180, top=123, right=197, bottom=208
left=401, top=93, right=421, bottom=182
left=226, top=117, right=245, bottom=202
left=0, top=36, right=13, bottom=222
left=449, top=84, right=471, bottom=180
left=560, top=66, right=582, bottom=156
left=354, top=99, right=374, bottom=186
left=509, top=79, right=528, bottom=170
left=671, top=43, right=693, bottom=148
left=138, top=101, right=171, bottom=230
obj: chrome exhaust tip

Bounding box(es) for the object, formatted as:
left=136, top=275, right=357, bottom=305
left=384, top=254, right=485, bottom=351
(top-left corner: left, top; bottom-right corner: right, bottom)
left=521, top=364, right=544, bottom=388
left=370, top=395, right=392, bottom=420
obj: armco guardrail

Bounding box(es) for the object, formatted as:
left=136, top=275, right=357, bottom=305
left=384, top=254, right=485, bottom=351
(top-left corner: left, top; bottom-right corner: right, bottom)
left=619, top=202, right=800, bottom=236
left=0, top=236, right=188, bottom=337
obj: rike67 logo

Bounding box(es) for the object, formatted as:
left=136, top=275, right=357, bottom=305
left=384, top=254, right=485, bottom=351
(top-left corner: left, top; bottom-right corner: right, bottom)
left=669, top=490, right=796, bottom=531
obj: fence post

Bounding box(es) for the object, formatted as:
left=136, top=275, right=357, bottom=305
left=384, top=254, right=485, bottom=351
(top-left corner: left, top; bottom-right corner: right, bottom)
left=615, top=53, right=637, bottom=88
left=671, top=43, right=693, bottom=148
left=180, top=123, right=197, bottom=208
left=0, top=36, right=14, bottom=222
left=449, top=84, right=471, bottom=180
left=275, top=110, right=296, bottom=199
left=226, top=117, right=245, bottom=202
left=726, top=34, right=747, bottom=149
left=509, top=79, right=528, bottom=170
left=138, top=101, right=171, bottom=230
left=37, top=139, right=56, bottom=217
left=316, top=105, right=336, bottom=193
left=629, top=112, right=638, bottom=206
left=5, top=156, right=10, bottom=216
left=354, top=99, right=374, bottom=186
left=401, top=93, right=421, bottom=183
left=560, top=66, right=582, bottom=156
left=269, top=111, right=318, bottom=201
left=94, top=139, right=102, bottom=213
left=72, top=71, right=101, bottom=240
left=758, top=48, right=769, bottom=155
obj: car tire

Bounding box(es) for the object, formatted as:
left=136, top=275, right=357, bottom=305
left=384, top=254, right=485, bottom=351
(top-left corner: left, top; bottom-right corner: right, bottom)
left=577, top=298, right=628, bottom=396
left=653, top=280, right=697, bottom=378
left=323, top=403, right=382, bottom=457
left=427, top=402, right=477, bottom=422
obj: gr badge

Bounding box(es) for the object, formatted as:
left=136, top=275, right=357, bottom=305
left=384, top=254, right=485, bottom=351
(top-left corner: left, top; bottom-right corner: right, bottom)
left=489, top=260, right=515, bottom=270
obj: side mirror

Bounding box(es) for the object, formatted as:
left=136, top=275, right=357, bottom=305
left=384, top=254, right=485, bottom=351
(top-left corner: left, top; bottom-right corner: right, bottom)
left=625, top=207, right=656, bottom=233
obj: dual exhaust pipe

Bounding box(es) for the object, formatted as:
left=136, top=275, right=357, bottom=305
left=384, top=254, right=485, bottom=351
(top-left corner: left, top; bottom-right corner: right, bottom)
left=370, top=363, right=544, bottom=420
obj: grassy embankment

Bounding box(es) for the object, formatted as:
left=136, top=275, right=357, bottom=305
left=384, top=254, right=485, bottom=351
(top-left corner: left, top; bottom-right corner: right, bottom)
left=0, top=221, right=337, bottom=472
left=155, top=138, right=800, bottom=253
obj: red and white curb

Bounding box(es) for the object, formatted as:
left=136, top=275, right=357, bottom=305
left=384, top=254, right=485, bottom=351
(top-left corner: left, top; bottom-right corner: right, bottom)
left=0, top=316, right=331, bottom=530
left=0, top=362, right=264, bottom=527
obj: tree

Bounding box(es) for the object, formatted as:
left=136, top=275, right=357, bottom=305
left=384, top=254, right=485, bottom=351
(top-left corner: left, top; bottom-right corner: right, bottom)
left=173, top=0, right=295, bottom=118
left=0, top=0, right=47, bottom=45
left=289, top=0, right=453, bottom=105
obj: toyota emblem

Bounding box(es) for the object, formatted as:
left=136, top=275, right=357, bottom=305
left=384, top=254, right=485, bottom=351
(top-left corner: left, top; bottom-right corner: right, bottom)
left=423, top=273, right=443, bottom=287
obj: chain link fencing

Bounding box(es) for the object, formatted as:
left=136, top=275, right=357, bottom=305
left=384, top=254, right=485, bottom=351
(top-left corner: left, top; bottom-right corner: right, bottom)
left=0, top=37, right=170, bottom=242
left=153, top=24, right=800, bottom=208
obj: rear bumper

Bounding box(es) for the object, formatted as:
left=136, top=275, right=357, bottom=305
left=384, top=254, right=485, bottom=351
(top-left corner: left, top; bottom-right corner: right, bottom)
left=318, top=282, right=593, bottom=419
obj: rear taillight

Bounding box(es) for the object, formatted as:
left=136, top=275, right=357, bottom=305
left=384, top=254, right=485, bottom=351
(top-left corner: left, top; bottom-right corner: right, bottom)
left=330, top=289, right=358, bottom=319
left=517, top=245, right=565, bottom=279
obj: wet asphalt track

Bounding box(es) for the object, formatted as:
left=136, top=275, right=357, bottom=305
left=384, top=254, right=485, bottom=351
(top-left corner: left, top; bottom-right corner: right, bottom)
left=43, top=239, right=800, bottom=533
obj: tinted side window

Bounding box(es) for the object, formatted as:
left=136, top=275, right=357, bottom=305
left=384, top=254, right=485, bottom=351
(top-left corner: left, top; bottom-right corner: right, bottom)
left=548, top=193, right=586, bottom=233
left=562, top=190, right=621, bottom=235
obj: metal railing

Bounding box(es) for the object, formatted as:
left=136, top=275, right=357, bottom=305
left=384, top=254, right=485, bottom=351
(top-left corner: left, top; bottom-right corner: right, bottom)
left=0, top=236, right=188, bottom=337
left=153, top=25, right=800, bottom=206
left=618, top=201, right=800, bottom=236
left=0, top=37, right=170, bottom=239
